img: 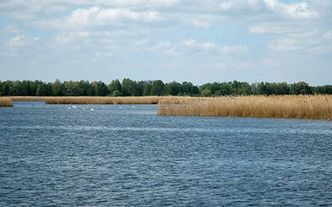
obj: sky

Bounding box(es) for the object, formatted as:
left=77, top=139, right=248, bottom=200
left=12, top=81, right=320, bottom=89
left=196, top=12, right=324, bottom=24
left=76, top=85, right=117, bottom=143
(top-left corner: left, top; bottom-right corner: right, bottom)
left=0, top=0, right=331, bottom=85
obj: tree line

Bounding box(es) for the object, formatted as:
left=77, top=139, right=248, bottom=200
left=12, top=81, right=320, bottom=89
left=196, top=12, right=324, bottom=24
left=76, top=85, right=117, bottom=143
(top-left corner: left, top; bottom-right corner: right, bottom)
left=0, top=79, right=331, bottom=97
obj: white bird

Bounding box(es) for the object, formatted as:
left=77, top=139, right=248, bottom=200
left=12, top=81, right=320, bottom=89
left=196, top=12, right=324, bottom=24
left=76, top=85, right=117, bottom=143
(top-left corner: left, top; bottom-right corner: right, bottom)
left=72, top=105, right=77, bottom=109
left=90, top=108, right=94, bottom=111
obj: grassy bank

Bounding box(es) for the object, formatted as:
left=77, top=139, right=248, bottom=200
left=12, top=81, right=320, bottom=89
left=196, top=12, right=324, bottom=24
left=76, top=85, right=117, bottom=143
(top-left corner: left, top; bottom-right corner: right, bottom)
left=158, top=95, right=332, bottom=120
left=7, top=96, right=190, bottom=105
left=0, top=97, right=13, bottom=107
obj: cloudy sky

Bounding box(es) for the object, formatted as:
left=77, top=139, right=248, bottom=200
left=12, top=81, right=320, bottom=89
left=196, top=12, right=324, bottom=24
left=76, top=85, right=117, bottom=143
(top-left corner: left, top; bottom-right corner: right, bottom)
left=0, top=0, right=331, bottom=85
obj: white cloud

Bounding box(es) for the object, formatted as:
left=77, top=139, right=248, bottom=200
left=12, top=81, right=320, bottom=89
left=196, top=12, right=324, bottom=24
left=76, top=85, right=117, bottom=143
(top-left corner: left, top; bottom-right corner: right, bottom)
left=220, top=45, right=248, bottom=54
left=5, top=35, right=26, bottom=47
left=218, top=0, right=319, bottom=20
left=62, top=7, right=161, bottom=28
left=264, top=0, right=318, bottom=19
left=55, top=31, right=90, bottom=43
left=192, top=20, right=210, bottom=28
left=183, top=38, right=217, bottom=50
left=269, top=29, right=332, bottom=53
left=93, top=0, right=178, bottom=7
left=269, top=37, right=302, bottom=51
left=183, top=38, right=248, bottom=55
left=323, top=31, right=332, bottom=40
left=249, top=22, right=303, bottom=34
left=219, top=0, right=262, bottom=11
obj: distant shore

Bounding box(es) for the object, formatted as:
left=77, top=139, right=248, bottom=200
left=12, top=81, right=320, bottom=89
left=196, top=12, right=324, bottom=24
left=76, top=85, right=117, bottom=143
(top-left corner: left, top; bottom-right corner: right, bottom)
left=1, top=95, right=332, bottom=120
left=5, top=96, right=189, bottom=105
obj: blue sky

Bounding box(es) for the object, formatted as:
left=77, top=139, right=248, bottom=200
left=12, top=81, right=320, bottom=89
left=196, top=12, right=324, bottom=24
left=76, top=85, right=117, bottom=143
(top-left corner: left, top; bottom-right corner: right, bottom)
left=0, top=0, right=331, bottom=85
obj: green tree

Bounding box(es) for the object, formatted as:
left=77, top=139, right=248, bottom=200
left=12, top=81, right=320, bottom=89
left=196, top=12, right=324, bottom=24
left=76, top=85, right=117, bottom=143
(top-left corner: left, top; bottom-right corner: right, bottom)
left=151, top=80, right=164, bottom=96
left=122, top=78, right=135, bottom=96
left=201, top=88, right=212, bottom=97
left=108, top=79, right=122, bottom=96
left=52, top=80, right=64, bottom=96
left=290, top=81, right=312, bottom=95
left=93, top=81, right=108, bottom=96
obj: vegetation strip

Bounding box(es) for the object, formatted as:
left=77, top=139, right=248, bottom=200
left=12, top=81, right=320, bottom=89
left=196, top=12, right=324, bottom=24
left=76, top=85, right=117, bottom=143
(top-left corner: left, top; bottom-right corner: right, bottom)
left=6, top=96, right=190, bottom=105
left=43, top=96, right=189, bottom=105
left=158, top=95, right=332, bottom=120
left=0, top=98, right=13, bottom=107
left=1, top=79, right=332, bottom=97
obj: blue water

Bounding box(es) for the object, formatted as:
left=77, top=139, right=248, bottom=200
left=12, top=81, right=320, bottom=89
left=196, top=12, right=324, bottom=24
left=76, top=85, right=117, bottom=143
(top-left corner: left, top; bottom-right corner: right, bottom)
left=0, top=102, right=331, bottom=206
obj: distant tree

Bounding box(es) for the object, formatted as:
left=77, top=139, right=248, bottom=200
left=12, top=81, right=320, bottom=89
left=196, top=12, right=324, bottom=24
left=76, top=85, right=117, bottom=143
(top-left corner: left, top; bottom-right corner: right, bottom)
left=2, top=79, right=331, bottom=97
left=151, top=80, right=164, bottom=96
left=36, top=82, right=52, bottom=96
left=142, top=81, right=152, bottom=96
left=108, top=79, right=122, bottom=96
left=93, top=81, right=108, bottom=96
left=122, top=78, right=135, bottom=96
left=313, top=85, right=332, bottom=94
left=52, top=79, right=64, bottom=96
left=290, top=81, right=312, bottom=95
left=201, top=88, right=212, bottom=97
left=77, top=80, right=91, bottom=96
left=1, top=81, right=12, bottom=96
left=165, top=81, right=181, bottom=95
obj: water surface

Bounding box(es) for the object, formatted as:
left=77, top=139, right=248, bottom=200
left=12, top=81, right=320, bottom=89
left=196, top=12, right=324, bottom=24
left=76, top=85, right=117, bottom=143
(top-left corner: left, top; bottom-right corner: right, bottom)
left=0, top=102, right=331, bottom=206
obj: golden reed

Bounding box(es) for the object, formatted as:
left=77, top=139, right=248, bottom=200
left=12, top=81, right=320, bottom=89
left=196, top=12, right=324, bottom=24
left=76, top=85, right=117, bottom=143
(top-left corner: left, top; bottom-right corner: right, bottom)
left=158, top=95, right=332, bottom=120
left=7, top=96, right=190, bottom=105
left=42, top=96, right=190, bottom=105
left=9, top=96, right=47, bottom=102
left=0, top=97, right=13, bottom=107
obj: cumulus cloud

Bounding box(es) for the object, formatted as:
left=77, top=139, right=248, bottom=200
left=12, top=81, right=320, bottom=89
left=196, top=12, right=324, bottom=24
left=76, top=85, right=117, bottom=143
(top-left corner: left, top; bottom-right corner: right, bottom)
left=1, top=0, right=331, bottom=83
left=192, top=20, right=210, bottom=28
left=183, top=38, right=217, bottom=50
left=49, top=7, right=162, bottom=29
left=92, top=0, right=178, bottom=7
left=55, top=31, right=90, bottom=43
left=220, top=45, right=248, bottom=54
left=219, top=0, right=262, bottom=11
left=219, top=0, right=319, bottom=20
left=264, top=0, right=318, bottom=19
left=269, top=29, right=332, bottom=53
left=249, top=22, right=303, bottom=34
left=5, top=35, right=27, bottom=47
left=182, top=38, right=248, bottom=54
left=4, top=35, right=40, bottom=48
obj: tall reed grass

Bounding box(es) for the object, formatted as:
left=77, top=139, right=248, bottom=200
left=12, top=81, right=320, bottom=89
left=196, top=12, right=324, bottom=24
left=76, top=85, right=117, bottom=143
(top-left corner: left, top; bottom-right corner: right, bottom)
left=9, top=96, right=48, bottom=102
left=158, top=95, right=332, bottom=120
left=44, top=96, right=190, bottom=105
left=0, top=97, right=13, bottom=107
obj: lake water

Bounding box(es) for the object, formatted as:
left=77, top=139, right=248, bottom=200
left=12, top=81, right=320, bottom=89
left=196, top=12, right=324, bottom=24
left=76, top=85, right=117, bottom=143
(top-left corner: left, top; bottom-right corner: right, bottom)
left=0, top=102, right=331, bottom=206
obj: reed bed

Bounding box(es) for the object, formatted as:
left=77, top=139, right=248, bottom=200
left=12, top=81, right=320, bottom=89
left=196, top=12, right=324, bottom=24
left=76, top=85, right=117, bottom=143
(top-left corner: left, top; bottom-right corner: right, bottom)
left=44, top=96, right=190, bottom=105
left=0, top=97, right=13, bottom=107
left=158, top=95, right=332, bottom=120
left=8, top=96, right=48, bottom=102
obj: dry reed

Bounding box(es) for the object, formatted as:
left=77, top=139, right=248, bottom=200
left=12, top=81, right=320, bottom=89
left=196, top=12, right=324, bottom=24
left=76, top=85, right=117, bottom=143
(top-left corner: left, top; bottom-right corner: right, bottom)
left=158, top=95, right=332, bottom=120
left=44, top=96, right=190, bottom=105
left=8, top=96, right=48, bottom=102
left=0, top=97, right=13, bottom=107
